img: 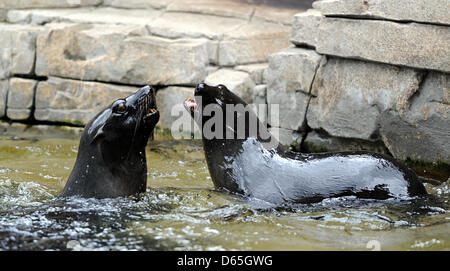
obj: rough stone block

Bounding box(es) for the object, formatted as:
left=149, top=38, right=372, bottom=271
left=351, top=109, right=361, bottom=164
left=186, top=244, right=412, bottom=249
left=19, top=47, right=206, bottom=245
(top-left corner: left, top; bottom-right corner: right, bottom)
left=34, top=77, right=137, bottom=125
left=217, top=22, right=291, bottom=66
left=234, top=63, right=268, bottom=85
left=290, top=9, right=322, bottom=48
left=265, top=47, right=322, bottom=131
left=307, top=57, right=423, bottom=140
left=7, top=78, right=36, bottom=110
left=0, top=24, right=42, bottom=79
left=6, top=109, right=31, bottom=121
left=313, top=0, right=450, bottom=26
left=380, top=72, right=450, bottom=163
left=267, top=88, right=310, bottom=131
left=36, top=24, right=209, bottom=85
left=205, top=69, right=255, bottom=103
left=316, top=18, right=450, bottom=72
left=266, top=47, right=323, bottom=95
left=6, top=78, right=37, bottom=120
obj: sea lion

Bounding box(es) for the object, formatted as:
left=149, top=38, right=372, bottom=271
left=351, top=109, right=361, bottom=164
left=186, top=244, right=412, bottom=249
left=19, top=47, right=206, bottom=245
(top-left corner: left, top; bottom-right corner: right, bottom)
left=184, top=83, right=427, bottom=204
left=61, top=86, right=159, bottom=198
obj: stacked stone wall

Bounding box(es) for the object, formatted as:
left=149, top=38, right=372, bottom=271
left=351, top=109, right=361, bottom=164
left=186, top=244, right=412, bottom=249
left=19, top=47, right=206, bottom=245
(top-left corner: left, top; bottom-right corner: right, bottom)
left=0, top=0, right=301, bottom=134
left=264, top=0, right=449, bottom=163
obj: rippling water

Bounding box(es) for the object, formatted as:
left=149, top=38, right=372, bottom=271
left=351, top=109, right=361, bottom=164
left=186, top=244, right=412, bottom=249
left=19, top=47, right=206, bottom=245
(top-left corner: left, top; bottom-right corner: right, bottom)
left=0, top=136, right=448, bottom=250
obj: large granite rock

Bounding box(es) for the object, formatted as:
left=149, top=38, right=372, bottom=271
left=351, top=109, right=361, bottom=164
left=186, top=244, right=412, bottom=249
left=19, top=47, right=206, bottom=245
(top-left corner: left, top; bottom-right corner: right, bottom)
left=316, top=18, right=450, bottom=73
left=34, top=77, right=137, bottom=125
left=36, top=24, right=209, bottom=86
left=313, top=0, right=450, bottom=26
left=0, top=0, right=102, bottom=9
left=205, top=69, right=255, bottom=103
left=380, top=72, right=450, bottom=163
left=6, top=78, right=37, bottom=121
left=290, top=9, right=322, bottom=48
left=0, top=24, right=42, bottom=79
left=0, top=80, right=7, bottom=117
left=307, top=57, right=423, bottom=140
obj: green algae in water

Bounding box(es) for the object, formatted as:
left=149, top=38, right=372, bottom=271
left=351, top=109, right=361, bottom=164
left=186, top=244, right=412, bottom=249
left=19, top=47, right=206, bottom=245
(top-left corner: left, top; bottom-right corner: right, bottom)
left=0, top=136, right=449, bottom=251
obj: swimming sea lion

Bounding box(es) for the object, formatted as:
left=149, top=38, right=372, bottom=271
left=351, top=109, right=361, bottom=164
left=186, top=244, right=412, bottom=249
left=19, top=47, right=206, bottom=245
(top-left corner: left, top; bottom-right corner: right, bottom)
left=184, top=83, right=427, bottom=204
left=61, top=86, right=159, bottom=198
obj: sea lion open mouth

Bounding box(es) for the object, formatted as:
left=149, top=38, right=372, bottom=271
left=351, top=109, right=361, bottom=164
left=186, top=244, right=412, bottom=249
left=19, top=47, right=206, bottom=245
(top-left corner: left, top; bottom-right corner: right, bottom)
left=184, top=98, right=197, bottom=111
left=61, top=86, right=160, bottom=199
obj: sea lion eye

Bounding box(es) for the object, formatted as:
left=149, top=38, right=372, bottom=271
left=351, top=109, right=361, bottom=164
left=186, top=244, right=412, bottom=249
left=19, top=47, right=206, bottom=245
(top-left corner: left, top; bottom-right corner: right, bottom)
left=113, top=100, right=127, bottom=114
left=217, top=84, right=226, bottom=90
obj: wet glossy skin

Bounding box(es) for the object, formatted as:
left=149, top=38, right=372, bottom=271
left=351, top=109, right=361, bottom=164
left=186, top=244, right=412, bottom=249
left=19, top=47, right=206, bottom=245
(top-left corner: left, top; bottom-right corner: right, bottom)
left=61, top=86, right=160, bottom=198
left=185, top=83, right=427, bottom=204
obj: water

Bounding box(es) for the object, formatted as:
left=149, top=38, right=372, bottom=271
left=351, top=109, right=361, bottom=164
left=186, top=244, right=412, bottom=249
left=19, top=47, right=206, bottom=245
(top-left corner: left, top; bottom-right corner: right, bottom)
left=0, top=135, right=448, bottom=250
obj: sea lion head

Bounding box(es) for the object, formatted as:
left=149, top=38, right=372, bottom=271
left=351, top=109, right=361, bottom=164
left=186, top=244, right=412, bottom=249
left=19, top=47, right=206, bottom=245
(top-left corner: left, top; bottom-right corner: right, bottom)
left=184, top=83, right=274, bottom=145
left=61, top=86, right=159, bottom=198
left=86, top=85, right=159, bottom=149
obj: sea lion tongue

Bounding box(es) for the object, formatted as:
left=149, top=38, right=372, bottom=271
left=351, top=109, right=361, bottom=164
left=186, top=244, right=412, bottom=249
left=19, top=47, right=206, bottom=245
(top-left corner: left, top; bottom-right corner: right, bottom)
left=184, top=98, right=197, bottom=110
